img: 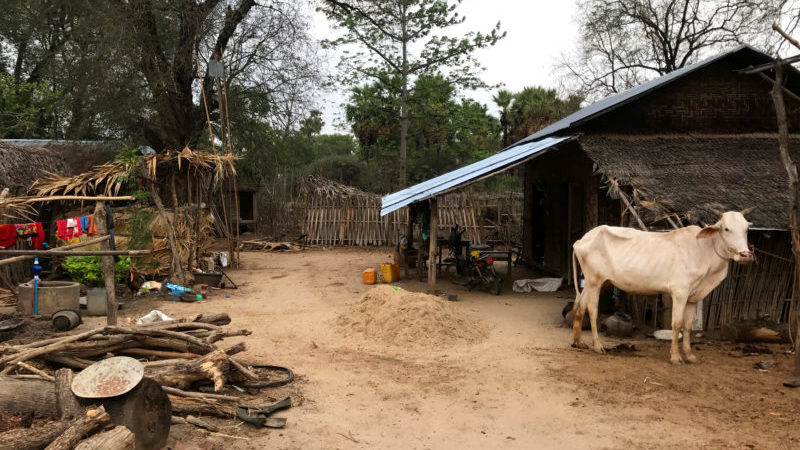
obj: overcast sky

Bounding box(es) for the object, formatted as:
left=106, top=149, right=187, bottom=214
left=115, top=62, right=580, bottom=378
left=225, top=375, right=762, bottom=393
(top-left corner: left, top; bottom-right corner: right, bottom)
left=310, top=0, right=581, bottom=134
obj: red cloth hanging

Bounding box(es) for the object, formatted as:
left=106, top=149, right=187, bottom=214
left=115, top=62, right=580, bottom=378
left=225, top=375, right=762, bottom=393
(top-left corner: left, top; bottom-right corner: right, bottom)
left=31, top=222, right=45, bottom=250
left=0, top=225, right=16, bottom=248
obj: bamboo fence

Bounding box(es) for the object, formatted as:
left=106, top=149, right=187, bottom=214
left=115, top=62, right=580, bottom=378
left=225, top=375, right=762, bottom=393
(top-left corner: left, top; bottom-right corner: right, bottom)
left=300, top=177, right=523, bottom=247
left=623, top=232, right=795, bottom=330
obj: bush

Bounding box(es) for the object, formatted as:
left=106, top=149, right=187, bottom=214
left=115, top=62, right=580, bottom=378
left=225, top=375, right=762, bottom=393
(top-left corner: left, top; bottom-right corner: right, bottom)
left=62, top=256, right=131, bottom=287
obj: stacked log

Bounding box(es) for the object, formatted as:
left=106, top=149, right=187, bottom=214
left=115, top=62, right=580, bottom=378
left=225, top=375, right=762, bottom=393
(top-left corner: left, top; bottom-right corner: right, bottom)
left=0, top=313, right=274, bottom=448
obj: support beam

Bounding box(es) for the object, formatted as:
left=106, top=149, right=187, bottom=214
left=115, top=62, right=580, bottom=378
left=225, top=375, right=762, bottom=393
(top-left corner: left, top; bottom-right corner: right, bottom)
left=0, top=235, right=110, bottom=267
left=94, top=202, right=118, bottom=326
left=0, top=249, right=149, bottom=256
left=428, top=198, right=438, bottom=287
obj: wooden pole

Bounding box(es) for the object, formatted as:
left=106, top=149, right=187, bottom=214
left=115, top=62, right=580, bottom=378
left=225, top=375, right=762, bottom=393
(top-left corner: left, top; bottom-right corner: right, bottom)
left=94, top=201, right=118, bottom=326
left=428, top=198, right=438, bottom=287
left=0, top=235, right=110, bottom=267
left=0, top=250, right=149, bottom=256
left=768, top=57, right=800, bottom=386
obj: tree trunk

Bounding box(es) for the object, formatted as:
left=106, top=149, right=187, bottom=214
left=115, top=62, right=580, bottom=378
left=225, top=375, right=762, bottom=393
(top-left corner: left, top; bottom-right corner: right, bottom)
left=399, top=5, right=409, bottom=188
left=54, top=369, right=81, bottom=420
left=139, top=158, right=186, bottom=285
left=145, top=349, right=229, bottom=391
left=93, top=201, right=117, bottom=325
left=73, top=426, right=134, bottom=450
left=44, top=407, right=110, bottom=450
left=0, top=377, right=57, bottom=419
left=0, top=420, right=70, bottom=450
left=769, top=62, right=800, bottom=384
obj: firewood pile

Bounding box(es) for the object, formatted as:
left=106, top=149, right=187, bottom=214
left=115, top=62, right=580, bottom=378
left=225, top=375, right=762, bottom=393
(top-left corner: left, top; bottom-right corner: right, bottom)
left=0, top=313, right=289, bottom=449
left=239, top=239, right=302, bottom=252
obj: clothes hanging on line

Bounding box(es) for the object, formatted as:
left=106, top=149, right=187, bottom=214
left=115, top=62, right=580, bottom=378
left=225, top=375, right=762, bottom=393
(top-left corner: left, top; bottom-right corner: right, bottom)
left=56, top=218, right=83, bottom=241
left=86, top=214, right=97, bottom=236
left=0, top=222, right=45, bottom=249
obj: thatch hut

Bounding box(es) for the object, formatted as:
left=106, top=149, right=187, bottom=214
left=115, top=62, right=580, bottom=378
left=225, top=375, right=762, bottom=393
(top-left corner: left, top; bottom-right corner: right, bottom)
left=31, top=147, right=238, bottom=275
left=380, top=44, right=799, bottom=330
left=0, top=140, right=71, bottom=196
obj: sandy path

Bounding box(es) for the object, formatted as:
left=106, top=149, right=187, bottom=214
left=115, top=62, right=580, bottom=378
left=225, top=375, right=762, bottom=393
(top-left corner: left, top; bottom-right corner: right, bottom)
left=101, top=248, right=799, bottom=449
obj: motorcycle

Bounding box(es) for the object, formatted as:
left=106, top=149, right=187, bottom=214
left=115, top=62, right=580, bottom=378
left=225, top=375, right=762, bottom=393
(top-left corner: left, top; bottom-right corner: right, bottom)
left=444, top=225, right=502, bottom=295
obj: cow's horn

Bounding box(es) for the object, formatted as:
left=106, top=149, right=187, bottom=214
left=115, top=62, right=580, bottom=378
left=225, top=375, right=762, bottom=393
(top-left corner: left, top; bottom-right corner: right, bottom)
left=740, top=206, right=756, bottom=216
left=711, top=209, right=724, bottom=218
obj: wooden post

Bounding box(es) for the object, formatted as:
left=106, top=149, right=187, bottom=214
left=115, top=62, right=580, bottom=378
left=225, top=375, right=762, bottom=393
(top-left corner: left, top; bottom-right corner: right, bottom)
left=94, top=201, right=117, bottom=325
left=584, top=175, right=599, bottom=231
left=768, top=54, right=800, bottom=386
left=428, top=198, right=438, bottom=287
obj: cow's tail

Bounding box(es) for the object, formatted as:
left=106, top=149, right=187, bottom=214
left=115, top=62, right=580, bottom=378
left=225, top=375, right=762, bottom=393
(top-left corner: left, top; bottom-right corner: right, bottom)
left=572, top=250, right=581, bottom=298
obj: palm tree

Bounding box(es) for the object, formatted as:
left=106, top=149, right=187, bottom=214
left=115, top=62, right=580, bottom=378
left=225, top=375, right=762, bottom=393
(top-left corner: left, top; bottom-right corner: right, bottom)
left=492, top=89, right=513, bottom=149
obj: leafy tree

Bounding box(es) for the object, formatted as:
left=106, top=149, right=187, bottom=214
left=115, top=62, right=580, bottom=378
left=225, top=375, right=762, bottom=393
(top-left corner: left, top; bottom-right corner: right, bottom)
left=344, top=74, right=500, bottom=192
left=320, top=0, right=505, bottom=187
left=0, top=73, right=60, bottom=138
left=492, top=89, right=513, bottom=148
left=561, top=0, right=786, bottom=98
left=507, top=87, right=582, bottom=142
left=0, top=0, right=320, bottom=150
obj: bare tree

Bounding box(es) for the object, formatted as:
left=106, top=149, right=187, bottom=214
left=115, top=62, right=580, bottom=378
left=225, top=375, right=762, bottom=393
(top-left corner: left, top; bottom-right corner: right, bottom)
left=769, top=22, right=800, bottom=388
left=561, top=0, right=788, bottom=99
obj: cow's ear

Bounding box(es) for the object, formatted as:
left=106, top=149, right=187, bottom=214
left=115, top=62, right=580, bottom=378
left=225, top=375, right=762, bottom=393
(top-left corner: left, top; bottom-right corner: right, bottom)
left=696, top=226, right=719, bottom=239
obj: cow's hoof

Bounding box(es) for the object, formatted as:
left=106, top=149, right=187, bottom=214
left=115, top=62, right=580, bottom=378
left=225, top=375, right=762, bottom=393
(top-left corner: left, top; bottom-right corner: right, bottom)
left=592, top=344, right=605, bottom=354
left=684, top=354, right=697, bottom=364
left=571, top=341, right=589, bottom=349
left=670, top=357, right=683, bottom=365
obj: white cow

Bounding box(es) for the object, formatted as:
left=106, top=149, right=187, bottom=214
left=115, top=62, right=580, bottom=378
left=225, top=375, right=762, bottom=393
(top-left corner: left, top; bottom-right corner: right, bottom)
left=571, top=209, right=755, bottom=364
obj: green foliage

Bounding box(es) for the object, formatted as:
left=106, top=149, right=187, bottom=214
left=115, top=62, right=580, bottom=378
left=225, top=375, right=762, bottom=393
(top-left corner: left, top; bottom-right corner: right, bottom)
left=62, top=256, right=131, bottom=287
left=126, top=208, right=153, bottom=250
left=320, top=0, right=505, bottom=186
left=0, top=73, right=61, bottom=138
left=345, top=74, right=500, bottom=192
left=493, top=87, right=583, bottom=144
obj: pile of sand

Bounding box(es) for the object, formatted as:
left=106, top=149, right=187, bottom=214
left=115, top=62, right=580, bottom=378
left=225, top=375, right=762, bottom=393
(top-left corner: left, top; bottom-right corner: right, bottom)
left=336, top=285, right=487, bottom=348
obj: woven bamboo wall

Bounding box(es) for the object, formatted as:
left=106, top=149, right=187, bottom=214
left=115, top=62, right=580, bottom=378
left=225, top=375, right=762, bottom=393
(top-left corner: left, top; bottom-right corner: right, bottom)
left=623, top=232, right=795, bottom=330
left=302, top=192, right=494, bottom=247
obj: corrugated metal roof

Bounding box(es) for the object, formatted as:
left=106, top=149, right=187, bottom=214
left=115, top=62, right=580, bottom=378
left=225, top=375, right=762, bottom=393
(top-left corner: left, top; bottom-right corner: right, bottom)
left=513, top=44, right=766, bottom=147
left=380, top=135, right=573, bottom=216
left=3, top=139, right=114, bottom=147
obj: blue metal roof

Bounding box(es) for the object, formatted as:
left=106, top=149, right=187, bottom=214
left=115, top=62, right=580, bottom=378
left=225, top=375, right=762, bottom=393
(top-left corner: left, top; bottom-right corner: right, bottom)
left=513, top=44, right=765, bottom=147
left=380, top=135, right=573, bottom=216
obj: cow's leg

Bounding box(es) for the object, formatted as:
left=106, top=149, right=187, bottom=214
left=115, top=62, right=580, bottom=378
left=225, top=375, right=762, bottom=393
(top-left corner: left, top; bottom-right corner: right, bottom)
left=571, top=290, right=589, bottom=349
left=585, top=285, right=605, bottom=354
left=681, top=302, right=698, bottom=363
left=670, top=293, right=688, bottom=364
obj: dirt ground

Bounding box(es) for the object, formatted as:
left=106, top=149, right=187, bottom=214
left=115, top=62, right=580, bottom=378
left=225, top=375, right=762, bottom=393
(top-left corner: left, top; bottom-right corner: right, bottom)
left=93, top=248, right=799, bottom=449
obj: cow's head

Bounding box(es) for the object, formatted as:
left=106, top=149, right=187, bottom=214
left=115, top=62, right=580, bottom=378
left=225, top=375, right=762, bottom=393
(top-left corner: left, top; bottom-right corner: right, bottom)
left=696, top=208, right=755, bottom=263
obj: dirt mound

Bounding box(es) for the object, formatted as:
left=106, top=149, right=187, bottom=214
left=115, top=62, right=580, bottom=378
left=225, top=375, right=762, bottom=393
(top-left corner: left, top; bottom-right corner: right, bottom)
left=336, top=285, right=487, bottom=348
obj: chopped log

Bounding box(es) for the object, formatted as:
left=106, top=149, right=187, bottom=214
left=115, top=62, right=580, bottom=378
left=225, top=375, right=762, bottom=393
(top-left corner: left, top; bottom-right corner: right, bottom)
left=133, top=335, right=208, bottom=354
left=54, top=369, right=81, bottom=420
left=73, top=426, right=134, bottom=450
left=103, top=326, right=213, bottom=354
left=146, top=349, right=229, bottom=391
left=224, top=342, right=246, bottom=356
left=193, top=314, right=231, bottom=326
left=120, top=348, right=201, bottom=359
left=16, top=362, right=54, bottom=382
left=206, top=331, right=225, bottom=344
left=0, top=376, right=57, bottom=419
left=143, top=358, right=191, bottom=368
left=44, top=406, right=110, bottom=450
left=171, top=415, right=219, bottom=432
left=162, top=386, right=238, bottom=402
left=9, top=374, right=52, bottom=381
left=0, top=327, right=106, bottom=373
left=78, top=378, right=171, bottom=450
left=230, top=358, right=258, bottom=381
left=42, top=355, right=93, bottom=370
left=169, top=397, right=236, bottom=418
left=0, top=420, right=70, bottom=450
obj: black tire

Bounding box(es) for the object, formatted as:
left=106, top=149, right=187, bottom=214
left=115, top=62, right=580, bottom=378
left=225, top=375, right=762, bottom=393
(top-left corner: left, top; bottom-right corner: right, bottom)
left=489, top=277, right=501, bottom=295
left=485, top=267, right=501, bottom=295
left=446, top=260, right=470, bottom=286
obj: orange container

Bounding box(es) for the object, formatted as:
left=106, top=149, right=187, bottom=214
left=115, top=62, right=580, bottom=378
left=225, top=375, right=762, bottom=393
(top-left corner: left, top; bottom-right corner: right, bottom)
left=380, top=263, right=401, bottom=282
left=362, top=268, right=377, bottom=285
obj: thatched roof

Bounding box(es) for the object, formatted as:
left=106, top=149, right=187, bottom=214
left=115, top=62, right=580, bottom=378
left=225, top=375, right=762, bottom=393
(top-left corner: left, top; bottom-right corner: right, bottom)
left=0, top=140, right=71, bottom=195
left=32, top=147, right=238, bottom=197
left=302, top=175, right=376, bottom=200
left=581, top=134, right=800, bottom=229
